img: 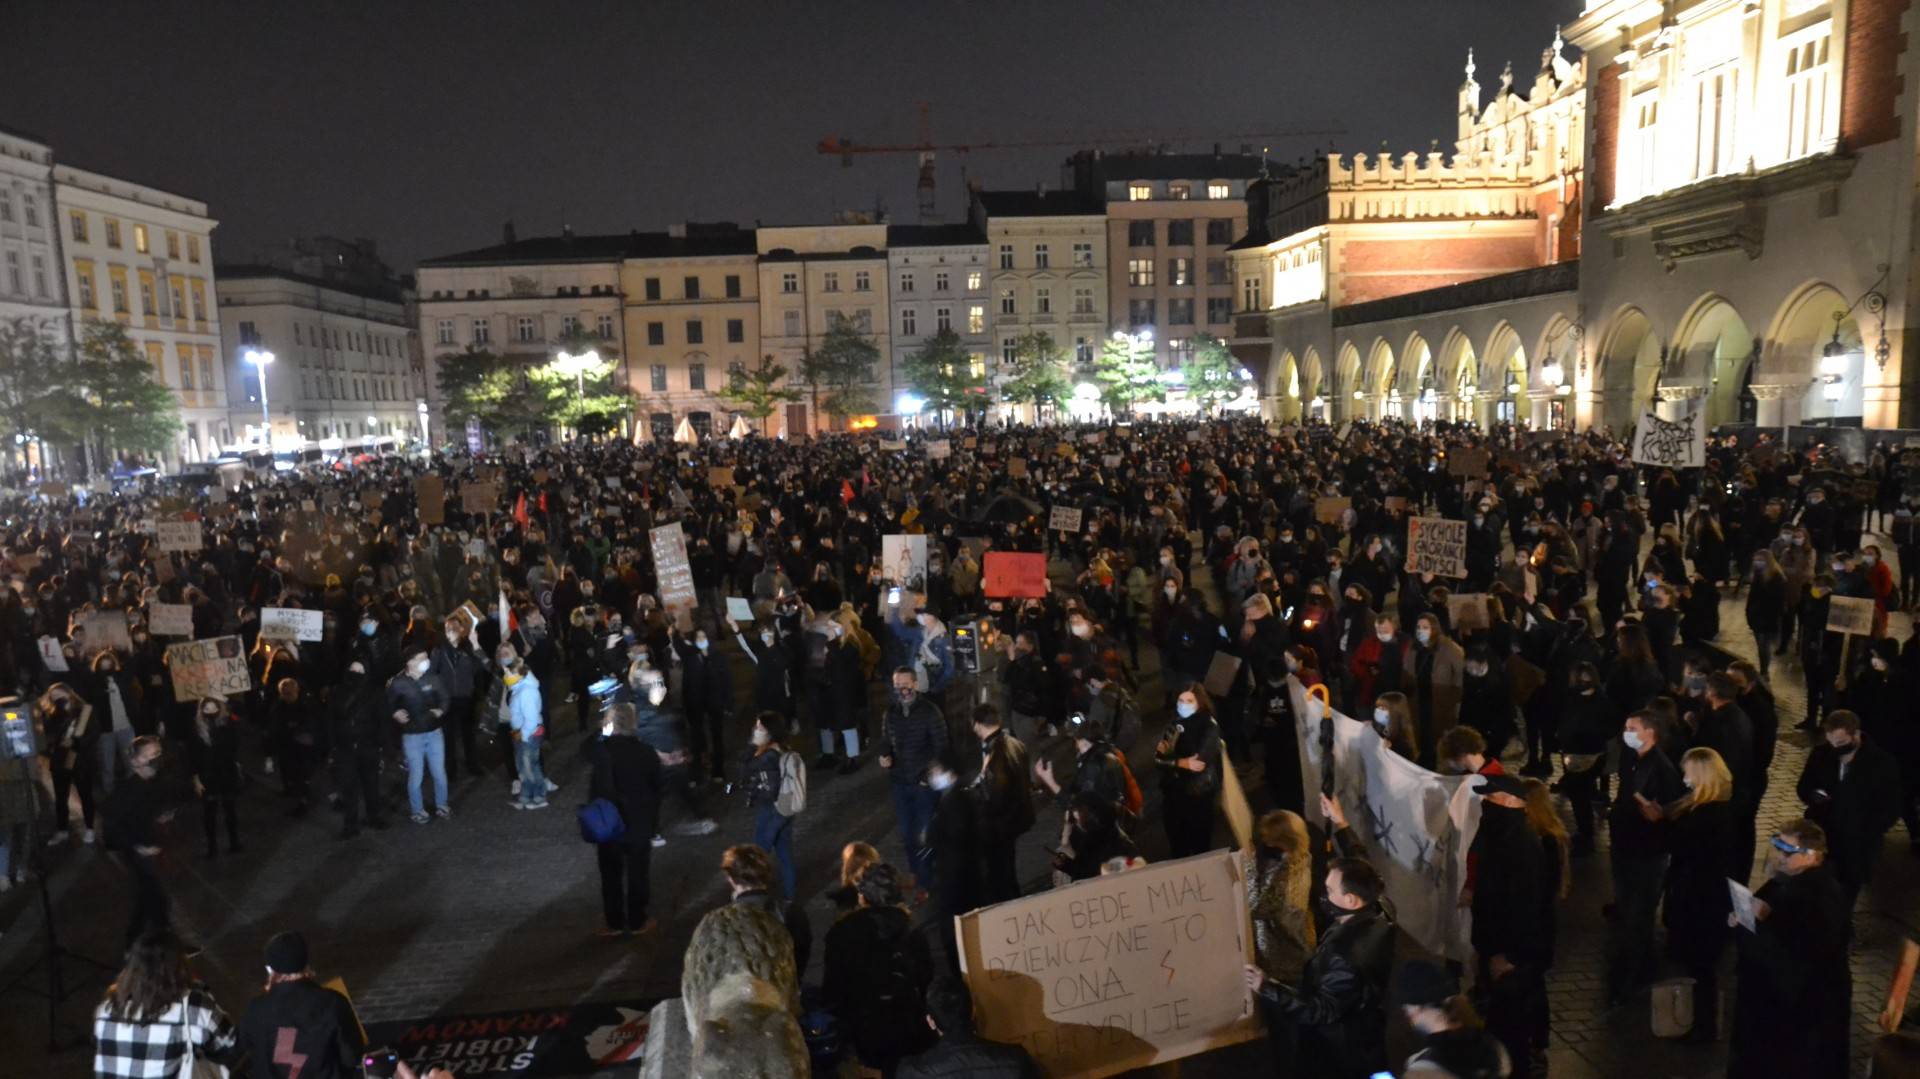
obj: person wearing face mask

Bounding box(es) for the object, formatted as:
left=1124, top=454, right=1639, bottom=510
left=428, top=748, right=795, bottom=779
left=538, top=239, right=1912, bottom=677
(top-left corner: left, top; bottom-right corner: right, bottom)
left=1799, top=484, right=1838, bottom=554
left=587, top=703, right=661, bottom=936
left=1796, top=709, right=1900, bottom=908
left=83, top=648, right=141, bottom=798
left=1348, top=615, right=1405, bottom=716
left=1771, top=527, right=1816, bottom=656
left=267, top=677, right=322, bottom=818
left=671, top=624, right=735, bottom=784
left=1860, top=544, right=1896, bottom=636
left=1394, top=961, right=1512, bottom=1079
left=628, top=669, right=714, bottom=841
left=1243, top=855, right=1394, bottom=1079
left=1725, top=819, right=1851, bottom=1079
left=1243, top=809, right=1315, bottom=1068
left=921, top=750, right=980, bottom=970
left=967, top=707, right=1034, bottom=904
left=502, top=658, right=548, bottom=810
left=1654, top=747, right=1739, bottom=1044
left=102, top=737, right=175, bottom=948
left=184, top=698, right=242, bottom=859
left=729, top=617, right=797, bottom=732
left=37, top=683, right=98, bottom=845
left=740, top=712, right=801, bottom=900
left=385, top=649, right=450, bottom=824
left=1605, top=710, right=1681, bottom=1005
left=878, top=667, right=950, bottom=892
left=327, top=660, right=389, bottom=838
left=1798, top=573, right=1842, bottom=730
left=1369, top=692, right=1417, bottom=762
left=1744, top=550, right=1788, bottom=680
left=1406, top=614, right=1465, bottom=770
left=430, top=612, right=487, bottom=773
left=1154, top=687, right=1223, bottom=858
left=1893, top=496, right=1920, bottom=610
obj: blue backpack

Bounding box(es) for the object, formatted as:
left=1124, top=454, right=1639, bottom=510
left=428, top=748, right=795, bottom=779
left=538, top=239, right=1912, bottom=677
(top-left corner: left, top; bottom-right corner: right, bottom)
left=576, top=798, right=627, bottom=844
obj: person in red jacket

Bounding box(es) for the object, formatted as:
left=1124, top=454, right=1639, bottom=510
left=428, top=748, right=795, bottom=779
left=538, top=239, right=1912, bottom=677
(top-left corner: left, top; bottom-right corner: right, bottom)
left=1863, top=544, right=1896, bottom=637
left=1346, top=614, right=1405, bottom=715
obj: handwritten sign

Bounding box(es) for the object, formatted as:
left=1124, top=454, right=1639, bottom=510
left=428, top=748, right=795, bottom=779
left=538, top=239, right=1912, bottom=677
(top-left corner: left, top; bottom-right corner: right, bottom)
left=725, top=596, right=755, bottom=623
left=649, top=523, right=697, bottom=610
left=1447, top=448, right=1490, bottom=478
left=462, top=482, right=499, bottom=515
left=149, top=602, right=194, bottom=637
left=166, top=635, right=251, bottom=702
left=1049, top=506, right=1084, bottom=534
left=80, top=611, right=133, bottom=653
left=155, top=520, right=203, bottom=553
left=37, top=636, right=66, bottom=672
left=1009, top=457, right=1028, bottom=478
left=927, top=440, right=952, bottom=460
left=1404, top=516, right=1467, bottom=578
left=982, top=552, right=1048, bottom=598
left=416, top=474, right=445, bottom=525
left=260, top=606, right=325, bottom=641
left=1632, top=408, right=1707, bottom=468
left=1446, top=593, right=1490, bottom=634
left=958, top=850, right=1259, bottom=1078
left=1313, top=496, right=1351, bottom=525
left=707, top=466, right=734, bottom=488
left=1826, top=595, right=1876, bottom=636
left=1102, top=454, right=1122, bottom=470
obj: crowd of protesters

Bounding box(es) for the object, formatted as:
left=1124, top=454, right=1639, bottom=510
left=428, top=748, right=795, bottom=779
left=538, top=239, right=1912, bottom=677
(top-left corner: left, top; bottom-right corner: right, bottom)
left=0, top=413, right=1906, bottom=1077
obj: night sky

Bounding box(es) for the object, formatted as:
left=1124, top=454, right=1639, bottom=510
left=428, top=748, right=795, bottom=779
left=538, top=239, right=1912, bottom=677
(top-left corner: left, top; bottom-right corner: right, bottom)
left=2, top=0, right=1584, bottom=271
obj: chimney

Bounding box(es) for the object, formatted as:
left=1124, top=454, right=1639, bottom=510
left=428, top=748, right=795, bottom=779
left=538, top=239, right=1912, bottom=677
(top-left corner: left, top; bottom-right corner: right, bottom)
left=502, top=220, right=517, bottom=245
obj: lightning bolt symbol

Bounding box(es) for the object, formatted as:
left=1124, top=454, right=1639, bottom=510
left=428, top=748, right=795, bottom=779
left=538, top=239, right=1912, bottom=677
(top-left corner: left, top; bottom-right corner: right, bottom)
left=1160, top=948, right=1176, bottom=984
left=273, top=1027, right=308, bottom=1079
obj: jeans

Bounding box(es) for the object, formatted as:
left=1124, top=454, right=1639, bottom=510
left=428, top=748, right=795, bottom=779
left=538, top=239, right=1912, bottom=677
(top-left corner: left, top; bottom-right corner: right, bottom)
left=1606, top=852, right=1670, bottom=995
left=1749, top=630, right=1774, bottom=679
left=95, top=727, right=134, bottom=797
left=515, top=735, right=547, bottom=803
left=754, top=804, right=797, bottom=900
left=890, top=781, right=936, bottom=888
left=402, top=730, right=449, bottom=816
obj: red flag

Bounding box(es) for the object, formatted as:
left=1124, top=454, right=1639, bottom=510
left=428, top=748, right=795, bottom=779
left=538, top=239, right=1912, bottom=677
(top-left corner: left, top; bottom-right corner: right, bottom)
left=840, top=479, right=856, bottom=504
left=513, top=492, right=529, bottom=527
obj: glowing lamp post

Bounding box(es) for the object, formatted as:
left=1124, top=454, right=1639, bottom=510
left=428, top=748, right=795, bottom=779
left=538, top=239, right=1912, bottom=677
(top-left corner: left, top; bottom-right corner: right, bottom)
left=555, top=348, right=600, bottom=438
left=243, top=348, right=274, bottom=448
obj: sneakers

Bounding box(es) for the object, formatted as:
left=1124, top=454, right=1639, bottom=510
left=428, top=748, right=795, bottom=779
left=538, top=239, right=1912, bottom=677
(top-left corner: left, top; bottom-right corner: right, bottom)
left=525, top=799, right=549, bottom=809
left=82, top=829, right=96, bottom=846
left=651, top=834, right=667, bottom=848
left=669, top=818, right=718, bottom=837
left=433, top=805, right=452, bottom=820
left=510, top=800, right=529, bottom=810
left=49, top=830, right=69, bottom=845
left=511, top=779, right=522, bottom=796
left=411, top=812, right=430, bottom=824
left=545, top=780, right=559, bottom=794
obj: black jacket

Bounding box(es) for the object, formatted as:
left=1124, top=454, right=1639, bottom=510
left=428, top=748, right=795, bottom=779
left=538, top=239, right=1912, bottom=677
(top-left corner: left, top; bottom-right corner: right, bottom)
left=1002, top=650, right=1048, bottom=717
left=879, top=694, right=948, bottom=784
left=1155, top=714, right=1222, bottom=800
left=1254, top=905, right=1395, bottom=1079
left=325, top=673, right=384, bottom=757
left=236, top=979, right=365, bottom=1079
left=1663, top=799, right=1738, bottom=966
left=383, top=672, right=446, bottom=735
left=897, top=1033, right=1040, bottom=1079
left=1797, top=738, right=1902, bottom=888
left=969, top=729, right=1034, bottom=843
left=1728, top=865, right=1851, bottom=1079
left=1696, top=702, right=1756, bottom=804
left=925, top=784, right=981, bottom=915
left=1609, top=745, right=1683, bottom=859
left=588, top=733, right=663, bottom=844
left=1468, top=802, right=1546, bottom=965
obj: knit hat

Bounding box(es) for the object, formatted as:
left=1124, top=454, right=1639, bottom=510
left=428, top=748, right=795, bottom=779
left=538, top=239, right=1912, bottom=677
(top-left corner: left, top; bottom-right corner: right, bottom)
left=264, top=931, right=309, bottom=975
left=1396, top=960, right=1458, bottom=1008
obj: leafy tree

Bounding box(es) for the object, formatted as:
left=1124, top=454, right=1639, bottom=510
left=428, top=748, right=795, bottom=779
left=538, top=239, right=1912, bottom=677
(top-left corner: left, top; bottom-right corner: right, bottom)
left=800, top=313, right=880, bottom=426
left=0, top=317, right=83, bottom=469
left=1093, top=331, right=1163, bottom=416
left=717, top=353, right=802, bottom=433
left=435, top=347, right=551, bottom=443
left=898, top=328, right=985, bottom=425
left=72, top=321, right=181, bottom=462
left=532, top=329, right=628, bottom=438
left=1182, top=334, right=1244, bottom=416
left=999, top=331, right=1072, bottom=421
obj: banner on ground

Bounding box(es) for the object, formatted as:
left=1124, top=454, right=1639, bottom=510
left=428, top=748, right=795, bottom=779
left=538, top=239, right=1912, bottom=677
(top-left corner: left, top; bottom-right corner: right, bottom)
left=1049, top=506, right=1084, bottom=533
left=155, top=520, right=203, bottom=553
left=1631, top=408, right=1707, bottom=469
left=167, top=636, right=252, bottom=702
left=1289, top=676, right=1479, bottom=960
left=1403, top=516, right=1467, bottom=578
left=649, top=523, right=697, bottom=610
left=957, top=849, right=1260, bottom=1078
left=260, top=606, right=325, bottom=642
left=882, top=533, right=929, bottom=590
left=149, top=602, right=194, bottom=637
left=982, top=552, right=1048, bottom=598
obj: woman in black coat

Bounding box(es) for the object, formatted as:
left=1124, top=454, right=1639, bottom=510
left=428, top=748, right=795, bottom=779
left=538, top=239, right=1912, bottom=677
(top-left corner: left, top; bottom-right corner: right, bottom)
left=1154, top=685, right=1224, bottom=859
left=822, top=864, right=936, bottom=1076
left=729, top=617, right=796, bottom=727
left=186, top=697, right=243, bottom=858
left=1661, top=747, right=1739, bottom=1041
left=1728, top=822, right=1851, bottom=1079
left=1744, top=552, right=1789, bottom=680
left=588, top=703, right=663, bottom=936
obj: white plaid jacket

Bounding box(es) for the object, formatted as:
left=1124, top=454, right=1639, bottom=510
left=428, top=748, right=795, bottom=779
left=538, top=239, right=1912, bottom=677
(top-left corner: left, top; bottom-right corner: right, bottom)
left=93, top=986, right=238, bottom=1078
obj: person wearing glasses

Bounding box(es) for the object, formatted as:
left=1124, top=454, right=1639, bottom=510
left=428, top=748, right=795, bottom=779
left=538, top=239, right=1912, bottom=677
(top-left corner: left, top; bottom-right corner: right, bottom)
left=1726, top=818, right=1850, bottom=1079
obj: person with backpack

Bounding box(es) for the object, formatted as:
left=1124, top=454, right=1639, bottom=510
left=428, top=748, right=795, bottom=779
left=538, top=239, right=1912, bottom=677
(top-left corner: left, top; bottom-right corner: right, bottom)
left=823, top=863, right=936, bottom=1076
left=1033, top=711, right=1137, bottom=821
left=586, top=703, right=661, bottom=937
left=966, top=706, right=1033, bottom=904
left=743, top=711, right=805, bottom=901
left=1086, top=669, right=1140, bottom=751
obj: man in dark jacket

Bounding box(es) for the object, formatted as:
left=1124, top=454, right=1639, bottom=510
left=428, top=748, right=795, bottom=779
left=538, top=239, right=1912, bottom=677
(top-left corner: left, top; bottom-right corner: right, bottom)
left=897, top=976, right=1039, bottom=1079
left=923, top=751, right=979, bottom=972
left=1245, top=857, right=1395, bottom=1079
left=967, top=707, right=1033, bottom=903
left=1467, top=774, right=1547, bottom=1074
left=1607, top=709, right=1683, bottom=1004
left=590, top=703, right=664, bottom=935
left=104, top=736, right=172, bottom=948
left=879, top=666, right=949, bottom=891
left=1697, top=673, right=1756, bottom=807
left=327, top=662, right=388, bottom=838
left=385, top=649, right=449, bottom=823
left=1728, top=818, right=1852, bottom=1079
left=671, top=626, right=734, bottom=781
left=1797, top=709, right=1902, bottom=906
left=236, top=931, right=364, bottom=1079
left=430, top=617, right=488, bottom=778
left=1002, top=631, right=1050, bottom=739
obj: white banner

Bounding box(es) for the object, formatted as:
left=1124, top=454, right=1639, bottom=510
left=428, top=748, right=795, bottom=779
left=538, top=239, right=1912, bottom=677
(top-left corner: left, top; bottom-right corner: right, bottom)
left=881, top=533, right=928, bottom=590
left=149, top=602, right=194, bottom=637
left=260, top=606, right=325, bottom=641
left=1289, top=677, right=1480, bottom=961
left=156, top=520, right=203, bottom=553
left=1049, top=505, right=1084, bottom=533
left=926, top=439, right=952, bottom=460
left=1631, top=408, right=1706, bottom=469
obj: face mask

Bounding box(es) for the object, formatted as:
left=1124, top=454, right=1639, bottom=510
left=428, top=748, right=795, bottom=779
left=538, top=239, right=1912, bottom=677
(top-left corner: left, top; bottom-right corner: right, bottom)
left=750, top=728, right=771, bottom=747
left=1622, top=729, right=1645, bottom=751
left=1070, top=622, right=1091, bottom=639
left=1863, top=554, right=1878, bottom=566
left=1279, top=534, right=1293, bottom=544
left=1415, top=628, right=1431, bottom=645
left=1160, top=554, right=1173, bottom=566
left=1872, top=657, right=1888, bottom=671
left=1316, top=896, right=1349, bottom=921
left=1830, top=739, right=1857, bottom=754
left=411, top=662, right=430, bottom=678
left=362, top=622, right=378, bottom=637
left=1164, top=586, right=1178, bottom=599
left=647, top=685, right=668, bottom=706
left=1466, top=665, right=1486, bottom=679
left=1175, top=701, right=1197, bottom=718
left=1373, top=708, right=1390, bottom=729
left=695, top=638, right=709, bottom=652
left=929, top=772, right=955, bottom=792
left=760, top=632, right=775, bottom=645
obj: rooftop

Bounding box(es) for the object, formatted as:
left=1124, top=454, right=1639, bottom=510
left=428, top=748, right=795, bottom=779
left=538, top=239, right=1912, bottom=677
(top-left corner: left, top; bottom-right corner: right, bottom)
left=420, top=225, right=759, bottom=268
left=214, top=264, right=407, bottom=306
left=885, top=223, right=987, bottom=247
left=970, top=189, right=1105, bottom=218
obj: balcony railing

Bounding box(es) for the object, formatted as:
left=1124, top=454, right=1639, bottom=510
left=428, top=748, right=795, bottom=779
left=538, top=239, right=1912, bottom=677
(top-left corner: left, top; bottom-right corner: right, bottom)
left=1330, top=261, right=1578, bottom=328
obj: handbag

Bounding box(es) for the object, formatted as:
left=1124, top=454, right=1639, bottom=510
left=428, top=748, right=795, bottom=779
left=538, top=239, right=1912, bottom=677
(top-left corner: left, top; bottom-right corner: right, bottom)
left=178, top=992, right=230, bottom=1078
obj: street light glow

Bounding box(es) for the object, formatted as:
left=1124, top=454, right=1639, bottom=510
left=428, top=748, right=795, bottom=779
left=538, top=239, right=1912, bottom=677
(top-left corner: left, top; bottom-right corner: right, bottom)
left=896, top=392, right=925, bottom=414
left=555, top=348, right=600, bottom=375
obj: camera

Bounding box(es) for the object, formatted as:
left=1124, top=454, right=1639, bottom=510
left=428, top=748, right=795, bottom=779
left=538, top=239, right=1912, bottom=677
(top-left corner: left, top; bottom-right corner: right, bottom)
left=362, top=1048, right=401, bottom=1078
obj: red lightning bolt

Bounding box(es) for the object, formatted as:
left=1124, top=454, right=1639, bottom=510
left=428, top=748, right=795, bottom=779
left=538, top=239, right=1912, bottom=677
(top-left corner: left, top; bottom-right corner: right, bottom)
left=1160, top=949, right=1176, bottom=984
left=273, top=1027, right=308, bottom=1079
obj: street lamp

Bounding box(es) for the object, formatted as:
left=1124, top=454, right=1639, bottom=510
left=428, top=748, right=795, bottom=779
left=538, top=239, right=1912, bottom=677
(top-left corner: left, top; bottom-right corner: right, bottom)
left=555, top=348, right=600, bottom=437
left=242, top=348, right=274, bottom=448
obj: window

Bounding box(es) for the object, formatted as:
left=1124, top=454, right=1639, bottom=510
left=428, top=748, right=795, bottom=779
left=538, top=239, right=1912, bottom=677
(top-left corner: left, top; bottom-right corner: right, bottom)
left=1127, top=259, right=1155, bottom=286
left=969, top=353, right=986, bottom=379
left=724, top=274, right=742, bottom=298
left=104, top=219, right=121, bottom=248
left=110, top=275, right=128, bottom=313
left=685, top=319, right=703, bottom=344
left=190, top=283, right=205, bottom=320
left=1075, top=336, right=1094, bottom=363
left=1128, top=221, right=1155, bottom=247
left=933, top=271, right=948, bottom=291
left=966, top=270, right=982, bottom=290
left=1169, top=183, right=1191, bottom=200
left=0, top=192, right=10, bottom=222
left=77, top=269, right=95, bottom=309
left=854, top=270, right=870, bottom=291
left=726, top=318, right=744, bottom=343
left=998, top=244, right=1014, bottom=269
left=30, top=255, right=46, bottom=297
left=650, top=364, right=668, bottom=392
left=133, top=224, right=148, bottom=253
left=901, top=308, right=918, bottom=336
left=70, top=212, right=88, bottom=243
left=187, top=236, right=200, bottom=263
left=684, top=276, right=700, bottom=299
left=967, top=304, right=985, bottom=334
left=178, top=347, right=194, bottom=389
left=1072, top=242, right=1094, bottom=267
left=1168, top=299, right=1194, bottom=325
left=1073, top=287, right=1094, bottom=315
left=1168, top=221, right=1194, bottom=245
left=1207, top=182, right=1231, bottom=199
left=781, top=272, right=798, bottom=293
left=1206, top=258, right=1230, bottom=286
left=3, top=251, right=19, bottom=294
left=1035, top=287, right=1052, bottom=315
left=200, top=355, right=213, bottom=390
left=436, top=319, right=455, bottom=345
left=1242, top=274, right=1263, bottom=312
left=237, top=320, right=258, bottom=345
left=1169, top=258, right=1192, bottom=286
left=688, top=363, right=706, bottom=391
left=472, top=318, right=490, bottom=344
left=783, top=310, right=801, bottom=336
left=935, top=306, right=952, bottom=332
left=644, top=277, right=661, bottom=301
left=21, top=194, right=36, bottom=227
left=561, top=315, right=580, bottom=336
left=1128, top=299, right=1154, bottom=327
left=515, top=316, right=537, bottom=342
left=1002, top=337, right=1018, bottom=363
left=999, top=289, right=1016, bottom=315
left=1206, top=220, right=1233, bottom=245
left=853, top=309, right=873, bottom=332
left=169, top=281, right=184, bottom=317
left=138, top=274, right=154, bottom=313
left=1033, top=244, right=1050, bottom=268
left=597, top=314, right=616, bottom=338
left=1127, top=183, right=1153, bottom=201
left=166, top=232, right=180, bottom=259
left=899, top=271, right=915, bottom=293
left=823, top=271, right=840, bottom=292
left=1207, top=297, right=1233, bottom=323
left=1784, top=35, right=1833, bottom=161
left=647, top=321, right=666, bottom=346
left=1168, top=337, right=1193, bottom=364
left=1692, top=67, right=1738, bottom=181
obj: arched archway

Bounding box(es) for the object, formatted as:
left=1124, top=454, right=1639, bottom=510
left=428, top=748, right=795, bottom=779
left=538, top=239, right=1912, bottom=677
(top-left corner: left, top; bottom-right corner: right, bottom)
left=1672, top=296, right=1755, bottom=427
left=1764, top=283, right=1865, bottom=424
left=1334, top=342, right=1362, bottom=421
left=1301, top=346, right=1327, bottom=421
left=1481, top=323, right=1526, bottom=426
left=1365, top=338, right=1395, bottom=419
left=1275, top=350, right=1302, bottom=421
left=1438, top=328, right=1477, bottom=422
left=1402, top=333, right=1434, bottom=422
left=1596, top=307, right=1661, bottom=433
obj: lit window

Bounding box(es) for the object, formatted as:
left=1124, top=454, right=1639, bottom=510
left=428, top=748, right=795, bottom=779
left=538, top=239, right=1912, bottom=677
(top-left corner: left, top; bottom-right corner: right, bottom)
left=1207, top=182, right=1231, bottom=199
left=1169, top=258, right=1191, bottom=286
left=166, top=232, right=180, bottom=259
left=966, top=270, right=983, bottom=290
left=967, top=304, right=985, bottom=334
left=1169, top=183, right=1191, bottom=200
left=1073, top=242, right=1094, bottom=267
left=1127, top=183, right=1152, bottom=201
left=1128, top=259, right=1155, bottom=286
left=134, top=224, right=149, bottom=253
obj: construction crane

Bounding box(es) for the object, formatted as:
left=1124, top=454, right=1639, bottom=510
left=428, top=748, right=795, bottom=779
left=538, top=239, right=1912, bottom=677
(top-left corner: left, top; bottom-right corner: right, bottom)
left=818, top=103, right=1345, bottom=221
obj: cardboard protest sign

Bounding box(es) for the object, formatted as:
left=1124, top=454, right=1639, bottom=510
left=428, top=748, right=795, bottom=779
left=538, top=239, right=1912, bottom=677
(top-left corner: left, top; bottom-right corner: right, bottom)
left=880, top=439, right=907, bottom=451
left=1102, top=454, right=1123, bottom=469
left=81, top=610, right=133, bottom=653
left=957, top=850, right=1259, bottom=1078
left=1056, top=441, right=1075, bottom=458
left=38, top=482, right=69, bottom=498
left=1220, top=747, right=1255, bottom=849
left=1184, top=430, right=1203, bottom=444
left=1826, top=595, right=1876, bottom=635
left=1202, top=651, right=1243, bottom=698
left=1313, top=496, right=1351, bottom=525
left=1447, top=448, right=1490, bottom=477
left=1631, top=408, right=1707, bottom=468
left=963, top=436, right=978, bottom=449
left=155, top=520, right=203, bottom=553
left=1009, top=457, right=1028, bottom=477
left=416, top=474, right=445, bottom=525
left=260, top=606, right=325, bottom=642
left=1114, top=426, right=1132, bottom=440
left=1445, top=593, right=1490, bottom=634
left=37, top=636, right=66, bottom=672
left=882, top=534, right=929, bottom=590
left=725, top=596, right=755, bottom=623
left=927, top=440, right=952, bottom=460
left=1384, top=495, right=1409, bottom=512
left=982, top=552, right=1048, bottom=598
left=363, top=490, right=384, bottom=510
left=1404, top=516, right=1467, bottom=578
left=462, top=482, right=500, bottom=515
left=166, top=635, right=252, bottom=702
left=649, top=523, right=698, bottom=610
left=707, top=466, right=734, bottom=488
left=1049, top=506, right=1084, bottom=534
left=149, top=603, right=194, bottom=638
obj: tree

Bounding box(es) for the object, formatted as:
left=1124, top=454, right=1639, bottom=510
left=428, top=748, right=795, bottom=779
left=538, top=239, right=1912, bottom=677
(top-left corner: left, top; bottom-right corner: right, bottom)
left=1182, top=334, right=1243, bottom=416
left=0, top=317, right=83, bottom=471
left=71, top=321, right=181, bottom=464
left=999, top=331, right=1072, bottom=421
left=898, top=328, right=985, bottom=426
left=435, top=347, right=552, bottom=444
left=801, top=313, right=880, bottom=426
left=1093, top=331, right=1163, bottom=416
left=532, top=328, right=628, bottom=438
left=717, top=353, right=802, bottom=433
